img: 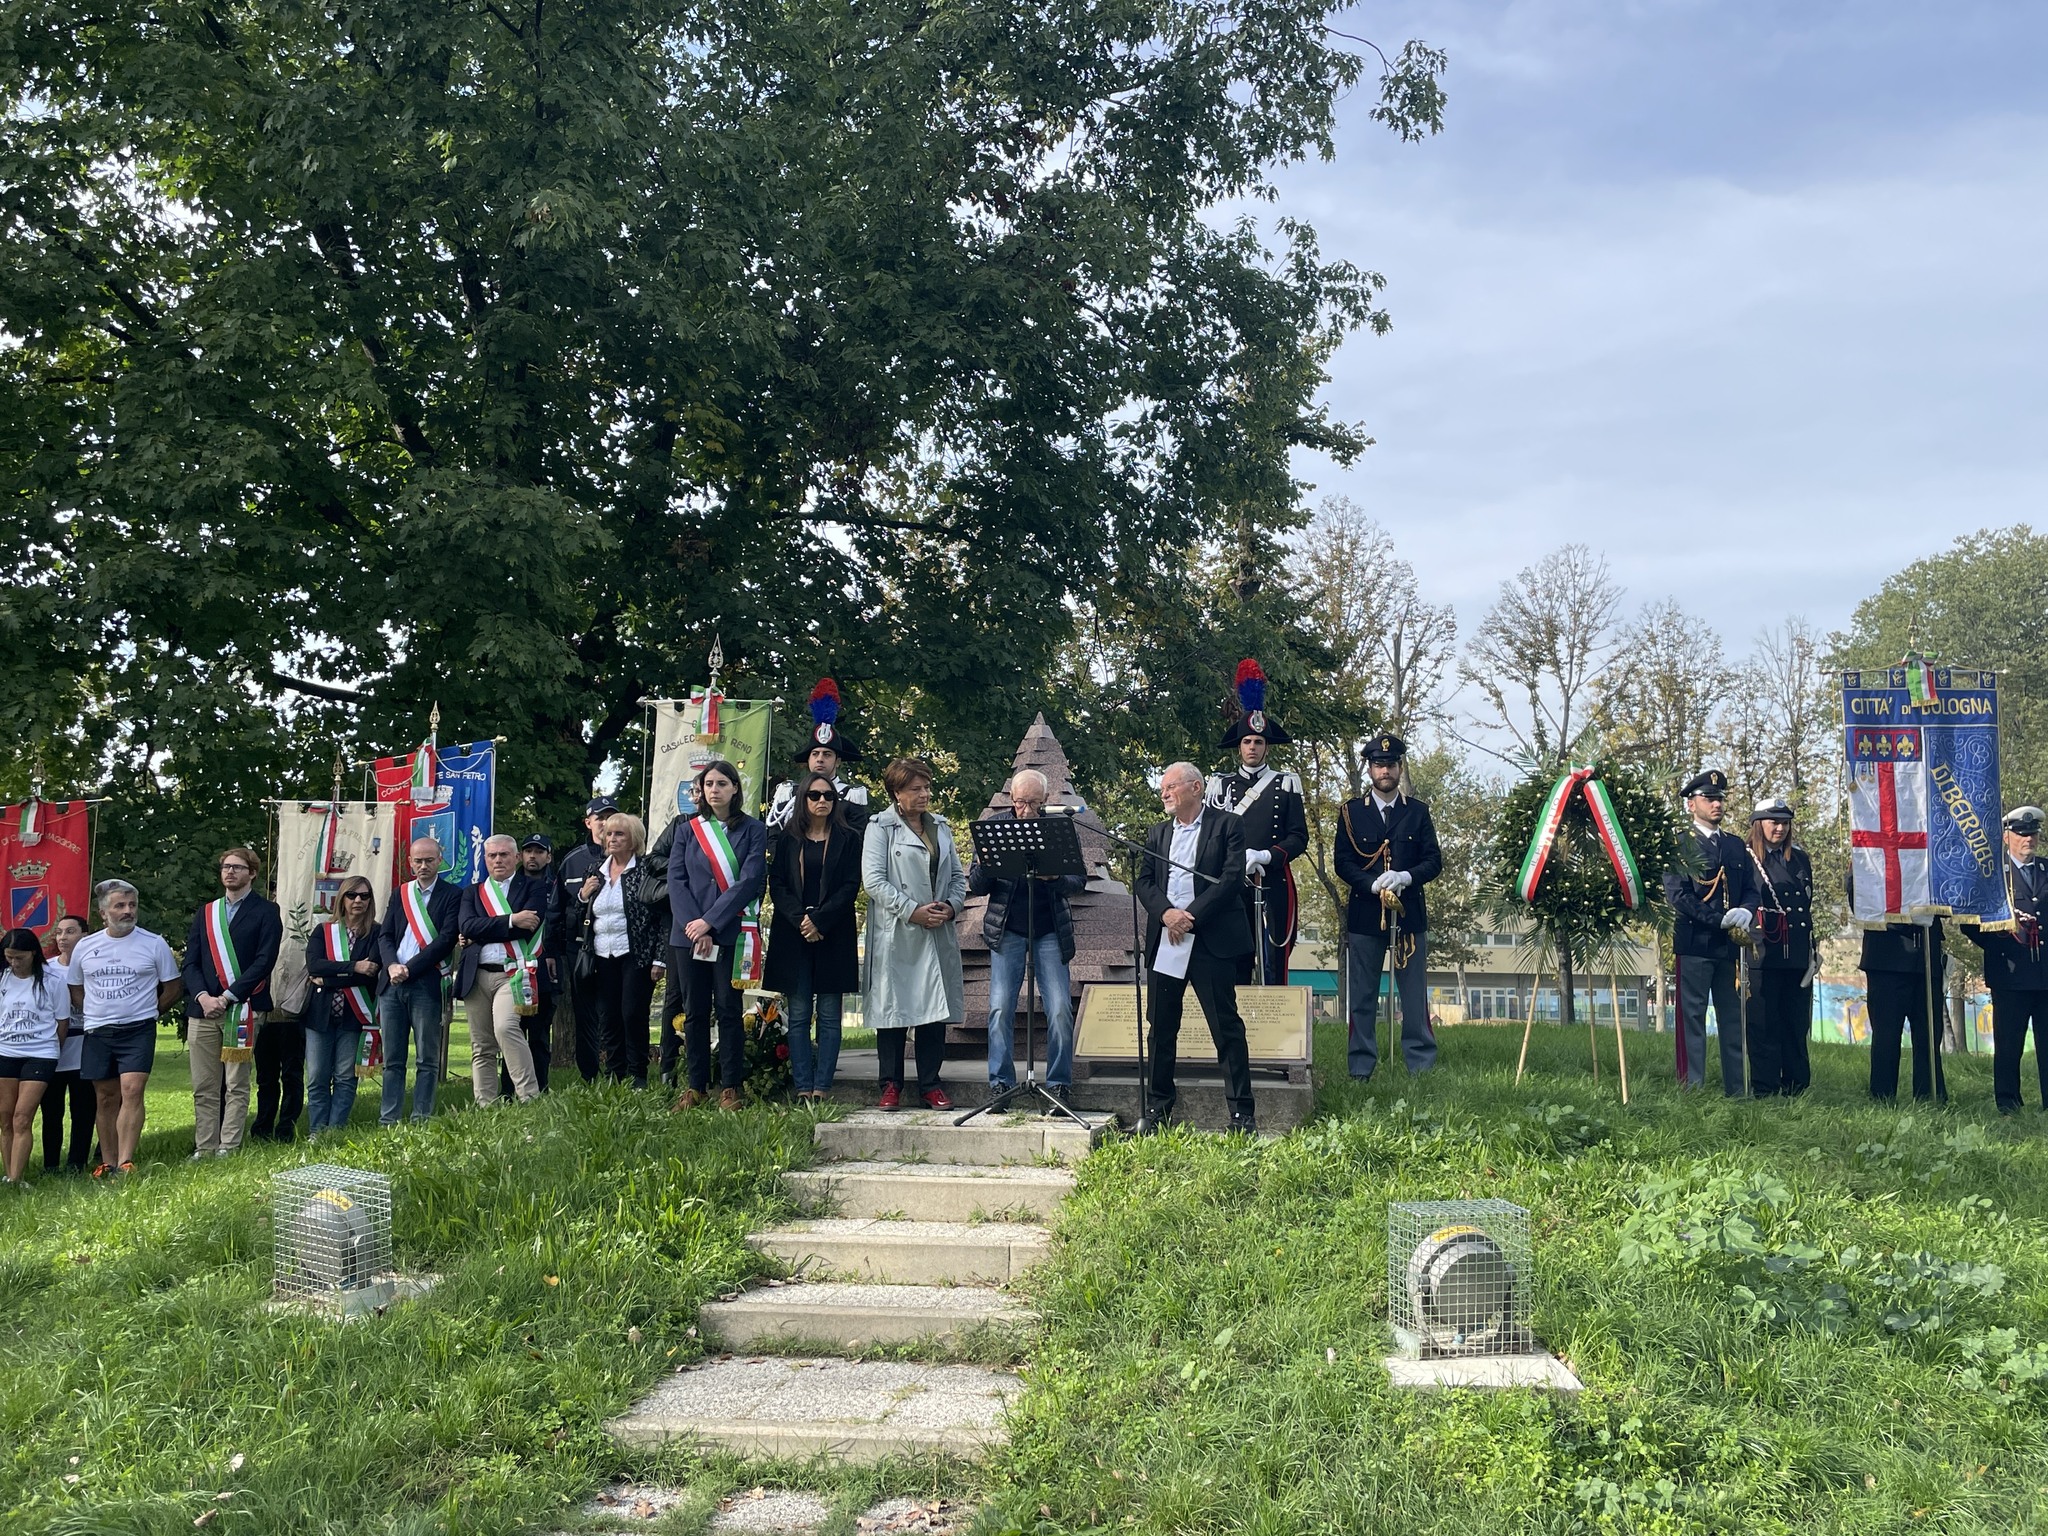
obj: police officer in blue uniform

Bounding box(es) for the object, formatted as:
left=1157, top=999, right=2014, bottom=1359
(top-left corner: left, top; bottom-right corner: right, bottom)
left=1332, top=732, right=1441, bottom=1080
left=1662, top=769, right=1761, bottom=1094
left=1741, top=797, right=1818, bottom=1096
left=1971, top=806, right=2048, bottom=1114
left=1853, top=884, right=1946, bottom=1103
left=1206, top=659, right=1308, bottom=986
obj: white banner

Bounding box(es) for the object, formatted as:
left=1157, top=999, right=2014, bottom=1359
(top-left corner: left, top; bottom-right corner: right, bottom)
left=271, top=800, right=398, bottom=1015
left=647, top=696, right=774, bottom=839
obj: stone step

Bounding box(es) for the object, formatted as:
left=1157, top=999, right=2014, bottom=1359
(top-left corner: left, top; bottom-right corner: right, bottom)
left=610, top=1356, right=1020, bottom=1463
left=813, top=1107, right=1104, bottom=1167
left=785, top=1161, right=1076, bottom=1223
left=750, top=1218, right=1050, bottom=1285
left=700, top=1281, right=1036, bottom=1350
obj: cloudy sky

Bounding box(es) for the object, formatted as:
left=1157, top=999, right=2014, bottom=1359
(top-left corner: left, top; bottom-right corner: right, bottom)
left=1278, top=0, right=2048, bottom=658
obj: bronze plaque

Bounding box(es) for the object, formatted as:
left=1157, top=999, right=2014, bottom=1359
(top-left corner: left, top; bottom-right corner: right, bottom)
left=1075, top=982, right=1312, bottom=1068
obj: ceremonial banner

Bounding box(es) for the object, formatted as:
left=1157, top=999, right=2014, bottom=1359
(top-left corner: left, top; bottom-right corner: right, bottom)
left=0, top=799, right=91, bottom=937
left=374, top=741, right=493, bottom=886
left=1841, top=666, right=2008, bottom=926
left=647, top=695, right=774, bottom=837
left=272, top=800, right=398, bottom=1013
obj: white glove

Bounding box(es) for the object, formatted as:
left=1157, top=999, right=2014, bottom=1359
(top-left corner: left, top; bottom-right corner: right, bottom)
left=1244, top=848, right=1271, bottom=873
left=1371, top=870, right=1412, bottom=894
left=1721, top=907, right=1753, bottom=932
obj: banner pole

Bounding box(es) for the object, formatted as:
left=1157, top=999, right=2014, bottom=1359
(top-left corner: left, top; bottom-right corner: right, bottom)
left=641, top=705, right=653, bottom=820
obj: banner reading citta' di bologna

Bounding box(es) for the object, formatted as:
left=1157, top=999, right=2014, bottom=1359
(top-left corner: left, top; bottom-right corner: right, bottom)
left=1841, top=666, right=2008, bottom=927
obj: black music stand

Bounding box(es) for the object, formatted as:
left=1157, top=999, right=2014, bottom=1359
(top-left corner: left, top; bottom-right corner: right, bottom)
left=957, top=813, right=1091, bottom=1127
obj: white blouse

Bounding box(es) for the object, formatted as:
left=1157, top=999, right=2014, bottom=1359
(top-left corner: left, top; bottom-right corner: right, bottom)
left=593, top=863, right=632, bottom=959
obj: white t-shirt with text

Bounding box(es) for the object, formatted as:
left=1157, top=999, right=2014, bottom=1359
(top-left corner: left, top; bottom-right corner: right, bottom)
left=72, top=927, right=180, bottom=1031
left=0, top=968, right=65, bottom=1060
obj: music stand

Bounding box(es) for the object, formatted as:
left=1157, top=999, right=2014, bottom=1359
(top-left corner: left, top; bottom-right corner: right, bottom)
left=957, top=813, right=1091, bottom=1127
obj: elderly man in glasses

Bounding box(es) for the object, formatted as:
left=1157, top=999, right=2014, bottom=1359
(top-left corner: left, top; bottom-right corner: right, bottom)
left=181, top=846, right=283, bottom=1157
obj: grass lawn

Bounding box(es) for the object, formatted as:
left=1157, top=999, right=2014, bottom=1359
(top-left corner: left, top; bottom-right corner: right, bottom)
left=4, top=1018, right=2045, bottom=1534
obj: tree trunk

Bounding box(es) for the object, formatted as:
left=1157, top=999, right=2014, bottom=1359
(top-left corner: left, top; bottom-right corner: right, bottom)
left=1558, top=946, right=1577, bottom=1028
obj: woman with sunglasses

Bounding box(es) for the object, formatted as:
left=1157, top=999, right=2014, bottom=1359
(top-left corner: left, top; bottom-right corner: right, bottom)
left=303, top=875, right=383, bottom=1136
left=765, top=770, right=863, bottom=1102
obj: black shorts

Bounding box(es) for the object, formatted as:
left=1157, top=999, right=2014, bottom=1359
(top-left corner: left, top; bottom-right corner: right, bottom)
left=80, top=1020, right=158, bottom=1081
left=0, top=1055, right=57, bottom=1082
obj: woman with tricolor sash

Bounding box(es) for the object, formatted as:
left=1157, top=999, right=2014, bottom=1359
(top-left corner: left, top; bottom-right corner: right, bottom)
left=664, top=761, right=768, bottom=1110
left=304, top=874, right=382, bottom=1137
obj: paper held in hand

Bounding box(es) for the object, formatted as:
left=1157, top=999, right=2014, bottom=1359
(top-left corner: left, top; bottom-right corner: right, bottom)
left=1153, top=928, right=1192, bottom=979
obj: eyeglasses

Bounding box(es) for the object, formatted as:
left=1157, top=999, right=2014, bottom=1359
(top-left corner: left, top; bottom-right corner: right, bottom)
left=219, top=863, right=252, bottom=873
left=806, top=790, right=838, bottom=803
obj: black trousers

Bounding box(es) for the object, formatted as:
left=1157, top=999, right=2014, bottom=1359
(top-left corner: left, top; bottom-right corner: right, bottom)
left=1235, top=888, right=1292, bottom=988
left=659, top=942, right=691, bottom=1080
left=570, top=948, right=606, bottom=1081
left=1989, top=988, right=2048, bottom=1112
left=1147, top=948, right=1255, bottom=1123
left=41, top=1068, right=96, bottom=1170
left=498, top=1006, right=552, bottom=1098
left=1867, top=969, right=1943, bottom=1102
left=681, top=956, right=746, bottom=1091
left=877, top=1022, right=946, bottom=1093
left=1745, top=967, right=1812, bottom=1096
left=587, top=954, right=654, bottom=1085
left=251, top=1016, right=306, bottom=1140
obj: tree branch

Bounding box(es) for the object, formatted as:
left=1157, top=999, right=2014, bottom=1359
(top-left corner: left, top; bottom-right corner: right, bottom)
left=265, top=668, right=368, bottom=703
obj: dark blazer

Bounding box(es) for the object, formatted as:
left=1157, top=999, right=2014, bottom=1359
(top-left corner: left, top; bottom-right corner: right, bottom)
left=1747, top=843, right=1816, bottom=973
left=666, top=812, right=769, bottom=949
left=1333, top=794, right=1443, bottom=935
left=1969, top=856, right=2048, bottom=992
left=304, top=920, right=384, bottom=1028
left=376, top=878, right=464, bottom=978
left=1663, top=828, right=1762, bottom=961
left=966, top=810, right=1088, bottom=962
left=181, top=893, right=283, bottom=1017
left=455, top=870, right=551, bottom=998
left=763, top=822, right=863, bottom=996
left=1135, top=810, right=1250, bottom=964
left=563, top=856, right=666, bottom=969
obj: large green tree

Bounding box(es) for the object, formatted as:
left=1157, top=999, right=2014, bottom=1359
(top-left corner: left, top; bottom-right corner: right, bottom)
left=0, top=0, right=1444, bottom=909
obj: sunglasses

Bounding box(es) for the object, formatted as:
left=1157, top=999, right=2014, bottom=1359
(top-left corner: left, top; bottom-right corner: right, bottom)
left=342, top=891, right=371, bottom=901
left=806, top=790, right=839, bottom=802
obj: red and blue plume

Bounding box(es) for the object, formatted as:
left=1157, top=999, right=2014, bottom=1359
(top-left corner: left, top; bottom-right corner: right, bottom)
left=809, top=677, right=841, bottom=727
left=1234, top=658, right=1266, bottom=714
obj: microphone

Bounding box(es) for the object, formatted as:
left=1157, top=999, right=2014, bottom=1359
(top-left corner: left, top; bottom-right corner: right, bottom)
left=1044, top=803, right=1080, bottom=816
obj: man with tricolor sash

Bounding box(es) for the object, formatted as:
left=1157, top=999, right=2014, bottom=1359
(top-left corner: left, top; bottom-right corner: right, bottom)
left=180, top=846, right=282, bottom=1158
left=1333, top=733, right=1442, bottom=1081
left=1662, top=769, right=1761, bottom=1094
left=457, top=835, right=546, bottom=1106
left=375, top=837, right=462, bottom=1124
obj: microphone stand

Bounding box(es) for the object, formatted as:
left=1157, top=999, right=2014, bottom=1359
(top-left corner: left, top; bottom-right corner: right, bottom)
left=1086, top=819, right=1224, bottom=1133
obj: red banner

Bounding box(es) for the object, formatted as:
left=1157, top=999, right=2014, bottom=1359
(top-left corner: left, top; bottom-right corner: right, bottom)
left=1, top=799, right=91, bottom=939
left=372, top=753, right=419, bottom=890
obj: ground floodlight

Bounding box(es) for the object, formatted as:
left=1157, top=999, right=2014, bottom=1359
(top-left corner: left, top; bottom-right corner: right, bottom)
left=274, top=1164, right=393, bottom=1309
left=1388, top=1199, right=1535, bottom=1358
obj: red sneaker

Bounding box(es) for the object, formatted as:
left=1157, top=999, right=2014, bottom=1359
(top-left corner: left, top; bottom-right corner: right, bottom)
left=878, top=1082, right=902, bottom=1111
left=922, top=1087, right=953, bottom=1110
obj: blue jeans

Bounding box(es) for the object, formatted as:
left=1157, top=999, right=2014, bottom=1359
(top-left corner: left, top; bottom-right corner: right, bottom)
left=304, top=1023, right=360, bottom=1134
left=782, top=947, right=844, bottom=1094
left=987, top=928, right=1075, bottom=1088
left=378, top=974, right=445, bottom=1124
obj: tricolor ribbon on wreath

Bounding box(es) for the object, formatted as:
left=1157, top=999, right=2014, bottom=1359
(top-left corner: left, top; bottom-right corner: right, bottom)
left=687, top=814, right=765, bottom=989
left=1514, top=766, right=1645, bottom=909
left=203, top=897, right=260, bottom=1062
left=476, top=876, right=543, bottom=1016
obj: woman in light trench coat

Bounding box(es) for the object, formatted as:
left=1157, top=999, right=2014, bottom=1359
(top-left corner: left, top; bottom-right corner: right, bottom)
left=862, top=757, right=967, bottom=1109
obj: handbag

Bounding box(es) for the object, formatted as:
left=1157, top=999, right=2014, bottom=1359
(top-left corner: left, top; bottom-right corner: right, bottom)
left=571, top=904, right=599, bottom=988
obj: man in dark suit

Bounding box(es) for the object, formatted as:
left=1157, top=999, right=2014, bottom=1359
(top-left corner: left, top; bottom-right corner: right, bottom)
left=1972, top=806, right=2048, bottom=1113
left=1135, top=761, right=1256, bottom=1134
left=376, top=836, right=463, bottom=1124
left=509, top=834, right=559, bottom=1092
left=457, top=834, right=548, bottom=1107
left=182, top=845, right=283, bottom=1157
left=1662, top=769, right=1761, bottom=1095
left=1332, top=733, right=1442, bottom=1081
left=559, top=797, right=616, bottom=1082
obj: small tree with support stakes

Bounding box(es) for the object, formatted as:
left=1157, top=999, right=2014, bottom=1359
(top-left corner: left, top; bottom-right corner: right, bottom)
left=1485, top=756, right=1687, bottom=1100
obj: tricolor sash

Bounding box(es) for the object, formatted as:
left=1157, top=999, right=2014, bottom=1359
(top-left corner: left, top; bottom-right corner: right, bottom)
left=477, top=876, right=543, bottom=1015
left=204, top=898, right=260, bottom=1060
left=1514, top=767, right=1644, bottom=909
left=688, top=815, right=764, bottom=989
left=323, top=922, right=377, bottom=1028
left=398, top=880, right=441, bottom=967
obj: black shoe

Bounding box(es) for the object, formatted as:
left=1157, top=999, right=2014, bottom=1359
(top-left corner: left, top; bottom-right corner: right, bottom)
left=1131, top=1107, right=1171, bottom=1137
left=1040, top=1084, right=1075, bottom=1117
left=1227, top=1115, right=1258, bottom=1137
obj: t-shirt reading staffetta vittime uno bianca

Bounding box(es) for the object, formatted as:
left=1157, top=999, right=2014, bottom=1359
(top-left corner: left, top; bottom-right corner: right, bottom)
left=0, top=969, right=65, bottom=1060
left=71, top=927, right=180, bottom=1030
